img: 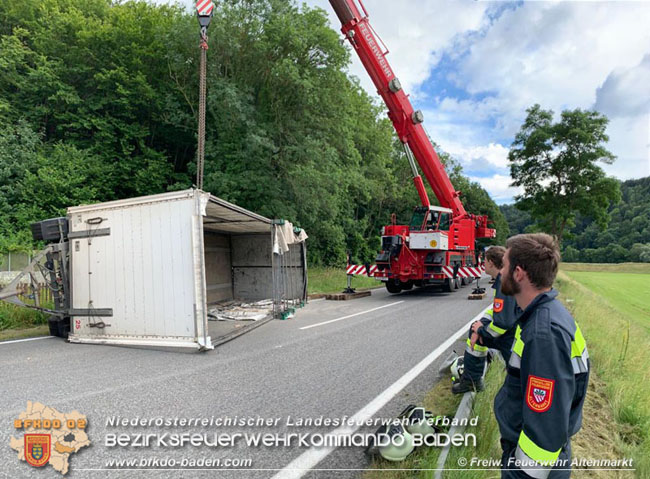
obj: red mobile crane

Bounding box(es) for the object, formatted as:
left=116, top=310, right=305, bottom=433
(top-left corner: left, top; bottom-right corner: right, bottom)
left=330, top=0, right=496, bottom=293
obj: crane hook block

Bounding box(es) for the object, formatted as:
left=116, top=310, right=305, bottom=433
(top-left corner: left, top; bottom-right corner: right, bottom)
left=196, top=0, right=214, bottom=28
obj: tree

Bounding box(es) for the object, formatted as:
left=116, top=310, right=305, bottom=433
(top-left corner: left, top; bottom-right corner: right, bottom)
left=562, top=246, right=579, bottom=263
left=508, top=104, right=621, bottom=245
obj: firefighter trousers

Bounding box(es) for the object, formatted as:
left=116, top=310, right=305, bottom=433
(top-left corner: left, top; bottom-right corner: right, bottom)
left=464, top=319, right=515, bottom=381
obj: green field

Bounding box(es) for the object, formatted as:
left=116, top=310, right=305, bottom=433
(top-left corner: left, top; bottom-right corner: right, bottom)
left=564, top=271, right=650, bottom=329
left=561, top=262, right=650, bottom=274
left=556, top=266, right=649, bottom=478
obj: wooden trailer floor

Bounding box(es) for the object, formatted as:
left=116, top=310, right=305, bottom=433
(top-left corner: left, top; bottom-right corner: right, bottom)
left=207, top=300, right=275, bottom=347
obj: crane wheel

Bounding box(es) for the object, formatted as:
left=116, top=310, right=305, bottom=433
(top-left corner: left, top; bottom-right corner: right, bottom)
left=386, top=281, right=402, bottom=294
left=47, top=316, right=70, bottom=339
left=401, top=281, right=414, bottom=290
left=442, top=278, right=457, bottom=293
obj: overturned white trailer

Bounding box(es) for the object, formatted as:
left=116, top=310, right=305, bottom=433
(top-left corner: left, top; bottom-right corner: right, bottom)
left=13, top=189, right=307, bottom=351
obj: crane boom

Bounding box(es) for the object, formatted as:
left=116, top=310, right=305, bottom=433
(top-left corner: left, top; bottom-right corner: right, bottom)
left=329, top=0, right=467, bottom=218
left=329, top=0, right=495, bottom=295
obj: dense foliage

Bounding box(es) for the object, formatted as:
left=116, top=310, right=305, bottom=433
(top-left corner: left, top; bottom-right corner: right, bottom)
left=508, top=104, right=621, bottom=245
left=500, top=177, right=650, bottom=263
left=0, top=0, right=505, bottom=264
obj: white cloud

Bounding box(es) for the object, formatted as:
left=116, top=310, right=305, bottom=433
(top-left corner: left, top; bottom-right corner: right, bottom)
left=430, top=0, right=650, bottom=197
left=595, top=55, right=650, bottom=118
left=459, top=2, right=650, bottom=113
left=443, top=142, right=510, bottom=170
left=305, top=0, right=490, bottom=98
left=602, top=115, right=650, bottom=179
left=469, top=174, right=522, bottom=204
left=453, top=1, right=650, bottom=163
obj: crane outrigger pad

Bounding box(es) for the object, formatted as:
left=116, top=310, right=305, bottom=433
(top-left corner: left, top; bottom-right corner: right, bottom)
left=326, top=291, right=371, bottom=301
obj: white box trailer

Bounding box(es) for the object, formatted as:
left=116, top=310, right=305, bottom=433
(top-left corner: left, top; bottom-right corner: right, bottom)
left=65, top=189, right=306, bottom=351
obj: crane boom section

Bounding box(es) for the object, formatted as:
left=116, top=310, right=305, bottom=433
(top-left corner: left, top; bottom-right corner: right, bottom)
left=329, top=0, right=467, bottom=218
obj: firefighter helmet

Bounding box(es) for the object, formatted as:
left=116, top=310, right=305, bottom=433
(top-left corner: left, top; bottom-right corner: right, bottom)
left=398, top=405, right=441, bottom=436
left=366, top=422, right=415, bottom=462
left=450, top=356, right=464, bottom=382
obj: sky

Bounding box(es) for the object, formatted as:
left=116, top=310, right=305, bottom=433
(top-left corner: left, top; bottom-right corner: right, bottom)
left=158, top=0, right=650, bottom=204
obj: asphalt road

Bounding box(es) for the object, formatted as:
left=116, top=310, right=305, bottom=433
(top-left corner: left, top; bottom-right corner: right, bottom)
left=0, top=283, right=491, bottom=478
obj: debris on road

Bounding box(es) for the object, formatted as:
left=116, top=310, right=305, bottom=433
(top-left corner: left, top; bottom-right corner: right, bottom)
left=208, top=299, right=273, bottom=322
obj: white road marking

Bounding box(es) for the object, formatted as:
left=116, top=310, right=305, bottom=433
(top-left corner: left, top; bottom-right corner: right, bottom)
left=299, top=301, right=405, bottom=330
left=275, top=304, right=491, bottom=479
left=0, top=336, right=55, bottom=345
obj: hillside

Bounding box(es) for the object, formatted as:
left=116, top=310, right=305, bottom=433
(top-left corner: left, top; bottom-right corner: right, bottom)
left=500, top=176, right=650, bottom=262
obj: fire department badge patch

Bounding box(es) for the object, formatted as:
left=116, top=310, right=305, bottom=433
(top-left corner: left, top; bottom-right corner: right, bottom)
left=25, top=434, right=51, bottom=467
left=526, top=375, right=555, bottom=412
left=493, top=298, right=504, bottom=313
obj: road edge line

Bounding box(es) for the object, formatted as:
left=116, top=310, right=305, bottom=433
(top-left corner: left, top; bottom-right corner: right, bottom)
left=273, top=304, right=491, bottom=479
left=0, top=336, right=55, bottom=345
left=299, top=301, right=405, bottom=330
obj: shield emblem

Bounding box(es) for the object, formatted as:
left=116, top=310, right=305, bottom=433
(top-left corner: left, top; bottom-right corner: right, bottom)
left=24, top=434, right=51, bottom=467
left=493, top=298, right=504, bottom=313
left=533, top=387, right=547, bottom=403
left=526, top=375, right=555, bottom=413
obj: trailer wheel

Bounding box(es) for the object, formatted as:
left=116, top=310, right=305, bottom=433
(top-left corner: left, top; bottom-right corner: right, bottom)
left=401, top=281, right=414, bottom=290
left=47, top=316, right=70, bottom=339
left=386, top=281, right=402, bottom=294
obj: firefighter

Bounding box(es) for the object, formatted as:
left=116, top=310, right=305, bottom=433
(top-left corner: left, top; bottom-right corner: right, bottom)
left=452, top=246, right=520, bottom=394
left=495, top=233, right=589, bottom=478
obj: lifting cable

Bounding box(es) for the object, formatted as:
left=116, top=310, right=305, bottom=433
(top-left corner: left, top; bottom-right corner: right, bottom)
left=195, top=0, right=214, bottom=190
left=196, top=28, right=208, bottom=190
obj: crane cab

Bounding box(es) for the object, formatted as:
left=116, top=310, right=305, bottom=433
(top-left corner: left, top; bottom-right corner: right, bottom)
left=408, top=206, right=451, bottom=250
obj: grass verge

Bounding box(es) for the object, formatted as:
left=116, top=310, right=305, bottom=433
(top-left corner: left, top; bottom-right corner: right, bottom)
left=0, top=299, right=49, bottom=341
left=556, top=270, right=648, bottom=478
left=308, top=266, right=381, bottom=295
left=363, top=362, right=505, bottom=479
left=0, top=324, right=49, bottom=341
left=364, top=368, right=463, bottom=479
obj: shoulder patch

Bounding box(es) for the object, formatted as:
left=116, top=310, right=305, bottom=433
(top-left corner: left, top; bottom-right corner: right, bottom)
left=493, top=298, right=504, bottom=313
left=526, top=375, right=555, bottom=412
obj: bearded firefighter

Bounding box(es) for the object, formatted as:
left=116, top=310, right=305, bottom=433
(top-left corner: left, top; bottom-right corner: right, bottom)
left=495, top=233, right=589, bottom=478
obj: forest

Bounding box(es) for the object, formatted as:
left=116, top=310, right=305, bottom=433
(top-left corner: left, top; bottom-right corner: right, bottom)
left=0, top=0, right=508, bottom=266
left=500, top=176, right=650, bottom=263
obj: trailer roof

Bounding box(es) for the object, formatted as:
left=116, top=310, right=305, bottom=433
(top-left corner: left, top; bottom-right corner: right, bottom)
left=68, top=189, right=272, bottom=235
left=204, top=193, right=272, bottom=234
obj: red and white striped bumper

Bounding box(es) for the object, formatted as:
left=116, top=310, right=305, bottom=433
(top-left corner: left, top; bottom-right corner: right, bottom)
left=441, top=266, right=484, bottom=278
left=345, top=264, right=484, bottom=278
left=345, top=264, right=378, bottom=276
